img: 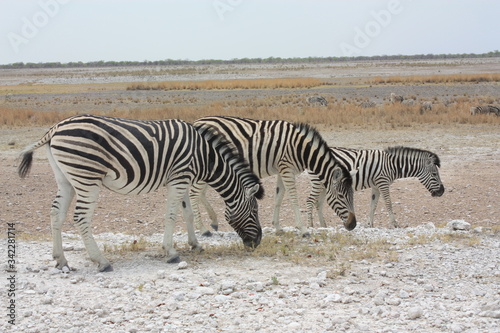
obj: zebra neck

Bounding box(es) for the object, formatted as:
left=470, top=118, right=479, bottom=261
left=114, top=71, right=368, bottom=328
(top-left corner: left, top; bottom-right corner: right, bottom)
left=391, top=154, right=420, bottom=179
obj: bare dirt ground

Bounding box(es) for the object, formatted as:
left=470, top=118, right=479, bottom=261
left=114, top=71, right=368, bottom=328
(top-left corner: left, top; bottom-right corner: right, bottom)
left=1, top=59, right=499, bottom=332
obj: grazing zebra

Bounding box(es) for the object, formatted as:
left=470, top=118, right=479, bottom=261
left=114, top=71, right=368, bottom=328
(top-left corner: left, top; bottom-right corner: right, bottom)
left=390, top=93, right=404, bottom=104
left=307, top=96, right=328, bottom=106
left=402, top=99, right=415, bottom=106
left=360, top=101, right=377, bottom=108
left=306, top=146, right=444, bottom=228
left=191, top=116, right=357, bottom=237
left=470, top=105, right=500, bottom=116
left=18, top=115, right=264, bottom=272
left=420, top=101, right=433, bottom=112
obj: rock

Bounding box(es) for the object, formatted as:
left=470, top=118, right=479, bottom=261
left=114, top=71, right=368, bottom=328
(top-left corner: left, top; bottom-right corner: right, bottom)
left=195, top=286, right=215, bottom=295
left=177, top=261, right=188, bottom=270
left=447, top=220, right=471, bottom=231
left=408, top=307, right=423, bottom=320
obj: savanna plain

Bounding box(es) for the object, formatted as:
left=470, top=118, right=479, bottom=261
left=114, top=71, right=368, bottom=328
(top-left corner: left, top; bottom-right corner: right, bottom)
left=1, top=58, right=499, bottom=332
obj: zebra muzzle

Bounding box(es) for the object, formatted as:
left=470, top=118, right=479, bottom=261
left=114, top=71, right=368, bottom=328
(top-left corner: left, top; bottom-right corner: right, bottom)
left=344, top=212, right=357, bottom=231
left=432, top=185, right=445, bottom=197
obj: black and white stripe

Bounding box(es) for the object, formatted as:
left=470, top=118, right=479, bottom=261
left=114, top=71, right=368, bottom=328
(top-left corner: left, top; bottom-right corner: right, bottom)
left=191, top=116, right=356, bottom=236
left=307, top=96, right=328, bottom=106
left=18, top=114, right=263, bottom=272
left=307, top=146, right=444, bottom=228
left=470, top=105, right=500, bottom=116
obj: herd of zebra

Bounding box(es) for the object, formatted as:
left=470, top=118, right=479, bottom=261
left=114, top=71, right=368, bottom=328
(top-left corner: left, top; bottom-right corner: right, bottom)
left=18, top=114, right=444, bottom=272
left=309, top=93, right=500, bottom=115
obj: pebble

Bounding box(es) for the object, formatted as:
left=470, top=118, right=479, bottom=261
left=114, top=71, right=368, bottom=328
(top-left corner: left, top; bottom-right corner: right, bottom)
left=7, top=227, right=499, bottom=333
left=408, top=307, right=423, bottom=320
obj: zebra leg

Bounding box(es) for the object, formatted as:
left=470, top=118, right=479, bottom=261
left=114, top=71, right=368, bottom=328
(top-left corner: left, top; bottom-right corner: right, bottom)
left=316, top=188, right=327, bottom=228
left=73, top=190, right=113, bottom=272
left=182, top=191, right=202, bottom=252
left=190, top=182, right=213, bottom=237
left=197, top=184, right=219, bottom=232
left=280, top=172, right=309, bottom=237
left=162, top=184, right=189, bottom=263
left=369, top=188, right=381, bottom=228
left=379, top=187, right=398, bottom=228
left=306, top=174, right=326, bottom=228
left=50, top=187, right=75, bottom=270
left=47, top=146, right=75, bottom=270
left=272, top=175, right=285, bottom=234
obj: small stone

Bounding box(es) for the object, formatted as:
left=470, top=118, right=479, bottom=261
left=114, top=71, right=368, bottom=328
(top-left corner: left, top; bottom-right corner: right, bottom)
left=408, top=307, right=423, bottom=320
left=177, top=261, right=188, bottom=270
left=196, top=286, right=215, bottom=295
left=324, top=294, right=342, bottom=303
left=449, top=323, right=463, bottom=333
left=288, top=322, right=301, bottom=329
left=214, top=295, right=230, bottom=303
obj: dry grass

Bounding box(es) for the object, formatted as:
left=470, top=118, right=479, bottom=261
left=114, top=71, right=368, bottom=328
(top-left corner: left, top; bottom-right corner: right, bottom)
left=193, top=230, right=398, bottom=266
left=126, top=78, right=327, bottom=91
left=371, top=73, right=500, bottom=85
left=2, top=96, right=499, bottom=129
left=103, top=237, right=149, bottom=254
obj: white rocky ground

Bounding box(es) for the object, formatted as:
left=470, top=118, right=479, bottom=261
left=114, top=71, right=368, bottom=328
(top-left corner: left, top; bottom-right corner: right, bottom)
left=3, top=222, right=499, bottom=333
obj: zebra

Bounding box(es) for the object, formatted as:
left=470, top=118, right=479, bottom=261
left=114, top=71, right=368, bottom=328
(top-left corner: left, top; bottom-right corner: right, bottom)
left=307, top=96, right=328, bottom=106
left=420, top=101, right=433, bottom=112
left=306, top=146, right=444, bottom=228
left=360, top=101, right=377, bottom=108
left=18, top=114, right=264, bottom=272
left=401, top=99, right=415, bottom=106
left=390, top=93, right=404, bottom=104
left=190, top=116, right=357, bottom=237
left=470, top=105, right=500, bottom=116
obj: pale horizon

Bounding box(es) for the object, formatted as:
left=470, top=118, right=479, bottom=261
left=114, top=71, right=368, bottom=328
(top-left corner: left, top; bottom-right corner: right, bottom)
left=1, top=0, right=499, bottom=65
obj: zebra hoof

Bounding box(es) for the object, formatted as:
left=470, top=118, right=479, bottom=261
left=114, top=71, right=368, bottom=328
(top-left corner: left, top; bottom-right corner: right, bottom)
left=210, top=224, right=219, bottom=232
left=99, top=264, right=113, bottom=272
left=167, top=255, right=181, bottom=264
left=191, top=245, right=204, bottom=253
left=202, top=230, right=213, bottom=237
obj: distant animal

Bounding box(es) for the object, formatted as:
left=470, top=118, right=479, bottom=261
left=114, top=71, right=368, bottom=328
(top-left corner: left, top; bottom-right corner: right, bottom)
left=470, top=105, right=500, bottom=116
left=18, top=115, right=264, bottom=271
left=191, top=116, right=357, bottom=237
left=307, top=146, right=444, bottom=228
left=420, top=101, right=433, bottom=111
left=360, top=101, right=377, bottom=108
left=307, top=96, right=328, bottom=106
left=402, top=99, right=415, bottom=106
left=390, top=93, right=404, bottom=103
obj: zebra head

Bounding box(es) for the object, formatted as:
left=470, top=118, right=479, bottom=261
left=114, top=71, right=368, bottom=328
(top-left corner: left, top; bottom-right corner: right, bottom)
left=419, top=151, right=445, bottom=197
left=198, top=124, right=265, bottom=248
left=325, top=164, right=357, bottom=231
left=224, top=182, right=264, bottom=248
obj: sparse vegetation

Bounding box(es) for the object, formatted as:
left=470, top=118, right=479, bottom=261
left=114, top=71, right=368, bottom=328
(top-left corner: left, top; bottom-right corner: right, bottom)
left=191, top=230, right=398, bottom=266
left=126, top=78, right=328, bottom=91
left=103, top=237, right=149, bottom=254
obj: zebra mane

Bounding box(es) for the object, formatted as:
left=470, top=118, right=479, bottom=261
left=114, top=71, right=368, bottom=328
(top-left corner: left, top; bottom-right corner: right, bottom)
left=385, top=146, right=441, bottom=167
left=197, top=125, right=265, bottom=200
left=293, top=122, right=352, bottom=184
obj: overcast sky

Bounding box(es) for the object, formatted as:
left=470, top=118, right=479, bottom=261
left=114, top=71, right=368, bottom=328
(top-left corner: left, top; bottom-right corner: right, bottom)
left=1, top=0, right=499, bottom=65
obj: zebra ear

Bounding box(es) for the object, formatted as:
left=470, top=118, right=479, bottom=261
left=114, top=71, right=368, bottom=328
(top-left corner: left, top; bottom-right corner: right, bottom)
left=246, top=184, right=262, bottom=199
left=332, top=167, right=343, bottom=182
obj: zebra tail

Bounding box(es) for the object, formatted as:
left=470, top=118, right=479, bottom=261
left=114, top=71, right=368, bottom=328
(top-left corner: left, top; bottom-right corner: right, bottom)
left=18, top=150, right=34, bottom=178
left=18, top=124, right=57, bottom=178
